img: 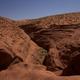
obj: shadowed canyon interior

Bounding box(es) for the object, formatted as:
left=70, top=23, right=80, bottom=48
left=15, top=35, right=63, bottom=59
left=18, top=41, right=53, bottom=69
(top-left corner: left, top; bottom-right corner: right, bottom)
left=0, top=49, right=23, bottom=71
left=0, top=49, right=13, bottom=71
left=20, top=23, right=80, bottom=76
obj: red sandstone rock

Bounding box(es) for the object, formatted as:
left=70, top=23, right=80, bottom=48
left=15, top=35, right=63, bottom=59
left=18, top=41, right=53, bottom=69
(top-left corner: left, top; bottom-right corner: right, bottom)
left=0, top=63, right=80, bottom=80
left=0, top=23, right=46, bottom=71
left=1, top=12, right=80, bottom=79
left=20, top=20, right=80, bottom=75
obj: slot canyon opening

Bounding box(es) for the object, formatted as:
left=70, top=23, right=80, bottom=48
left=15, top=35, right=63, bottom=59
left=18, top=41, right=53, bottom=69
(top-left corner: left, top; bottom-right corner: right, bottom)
left=0, top=49, right=13, bottom=71
left=43, top=53, right=80, bottom=76
left=61, top=54, right=80, bottom=76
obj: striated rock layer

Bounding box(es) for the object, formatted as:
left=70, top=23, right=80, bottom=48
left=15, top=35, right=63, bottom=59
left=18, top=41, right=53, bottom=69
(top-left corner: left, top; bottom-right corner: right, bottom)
left=19, top=13, right=80, bottom=76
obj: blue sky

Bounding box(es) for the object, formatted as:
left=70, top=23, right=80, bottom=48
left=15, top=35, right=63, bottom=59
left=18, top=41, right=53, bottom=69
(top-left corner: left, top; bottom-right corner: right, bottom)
left=0, top=0, right=80, bottom=19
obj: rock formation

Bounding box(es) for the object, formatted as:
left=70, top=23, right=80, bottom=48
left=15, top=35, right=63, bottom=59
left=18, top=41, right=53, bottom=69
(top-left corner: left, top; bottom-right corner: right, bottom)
left=0, top=12, right=80, bottom=80
left=0, top=19, right=47, bottom=70
left=19, top=13, right=80, bottom=76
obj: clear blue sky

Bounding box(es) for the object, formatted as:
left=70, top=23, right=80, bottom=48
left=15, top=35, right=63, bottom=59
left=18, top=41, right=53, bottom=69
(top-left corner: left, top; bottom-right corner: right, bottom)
left=0, top=0, right=80, bottom=20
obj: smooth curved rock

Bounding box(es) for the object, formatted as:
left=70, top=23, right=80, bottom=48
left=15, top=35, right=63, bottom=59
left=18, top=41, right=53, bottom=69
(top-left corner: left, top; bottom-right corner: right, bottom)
left=0, top=63, right=80, bottom=80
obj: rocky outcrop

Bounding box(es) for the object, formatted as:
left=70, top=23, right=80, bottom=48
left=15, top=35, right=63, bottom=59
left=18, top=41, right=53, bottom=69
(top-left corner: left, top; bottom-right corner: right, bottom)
left=0, top=24, right=47, bottom=72
left=17, top=12, right=80, bottom=28
left=0, top=25, right=30, bottom=62
left=1, top=12, right=80, bottom=79
left=20, top=23, right=80, bottom=75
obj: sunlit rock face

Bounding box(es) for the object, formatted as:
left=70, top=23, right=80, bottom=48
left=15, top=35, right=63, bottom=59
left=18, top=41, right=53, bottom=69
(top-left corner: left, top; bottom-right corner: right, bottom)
left=0, top=22, right=47, bottom=69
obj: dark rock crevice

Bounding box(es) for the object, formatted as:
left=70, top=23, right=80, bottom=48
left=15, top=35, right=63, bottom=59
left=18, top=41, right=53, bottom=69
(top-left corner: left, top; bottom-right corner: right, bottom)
left=0, top=49, right=13, bottom=71
left=62, top=54, right=80, bottom=76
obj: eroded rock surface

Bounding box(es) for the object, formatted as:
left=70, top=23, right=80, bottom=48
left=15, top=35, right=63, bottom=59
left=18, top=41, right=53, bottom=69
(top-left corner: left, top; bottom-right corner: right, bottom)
left=0, top=23, right=47, bottom=71
left=1, top=13, right=80, bottom=80
left=20, top=23, right=80, bottom=75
